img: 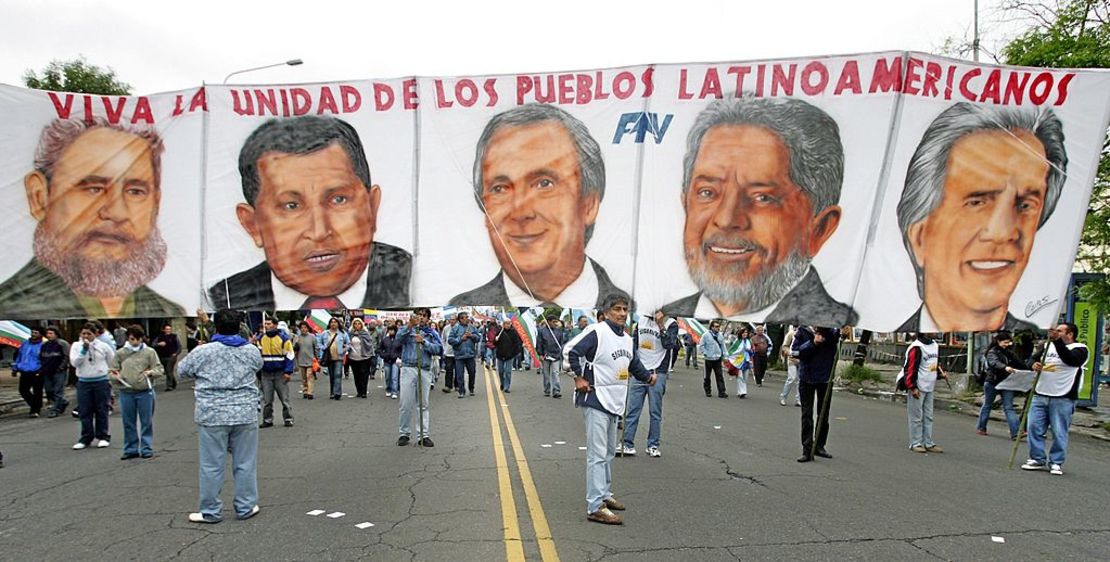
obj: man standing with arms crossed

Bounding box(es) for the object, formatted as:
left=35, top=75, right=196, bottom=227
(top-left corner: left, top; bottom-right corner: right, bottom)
left=568, top=294, right=657, bottom=525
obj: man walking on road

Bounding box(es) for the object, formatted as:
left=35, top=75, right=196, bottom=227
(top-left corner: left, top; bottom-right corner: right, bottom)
left=177, top=309, right=264, bottom=523
left=536, top=315, right=567, bottom=398
left=258, top=318, right=294, bottom=428
left=398, top=308, right=442, bottom=447
left=294, top=322, right=318, bottom=399
left=153, top=324, right=180, bottom=391
left=40, top=326, right=71, bottom=418
left=792, top=325, right=839, bottom=463
left=683, top=332, right=698, bottom=369
left=448, top=312, right=479, bottom=397
left=779, top=325, right=801, bottom=407
left=699, top=321, right=727, bottom=398
left=493, top=319, right=523, bottom=392
left=751, top=325, right=772, bottom=386
left=568, top=294, right=657, bottom=525
left=13, top=328, right=45, bottom=418
left=620, top=310, right=678, bottom=458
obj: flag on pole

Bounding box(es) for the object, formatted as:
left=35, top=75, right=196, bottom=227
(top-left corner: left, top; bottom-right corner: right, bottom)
left=675, top=318, right=707, bottom=344
left=305, top=309, right=333, bottom=333
left=0, top=320, right=31, bottom=348
left=513, top=308, right=542, bottom=368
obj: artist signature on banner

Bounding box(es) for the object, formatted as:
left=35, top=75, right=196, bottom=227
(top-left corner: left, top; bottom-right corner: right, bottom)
left=1025, top=296, right=1058, bottom=318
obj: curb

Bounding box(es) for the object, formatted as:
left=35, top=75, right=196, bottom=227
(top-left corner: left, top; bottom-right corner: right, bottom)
left=839, top=384, right=1110, bottom=444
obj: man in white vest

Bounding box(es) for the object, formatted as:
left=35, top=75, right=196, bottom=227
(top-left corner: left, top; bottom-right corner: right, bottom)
left=1022, top=322, right=1089, bottom=476
left=897, top=332, right=949, bottom=453
left=619, top=310, right=678, bottom=458
left=568, top=294, right=657, bottom=525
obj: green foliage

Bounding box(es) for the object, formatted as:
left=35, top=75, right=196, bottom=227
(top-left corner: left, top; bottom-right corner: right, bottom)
left=843, top=363, right=882, bottom=384
left=23, top=56, right=131, bottom=95
left=1002, top=1, right=1110, bottom=311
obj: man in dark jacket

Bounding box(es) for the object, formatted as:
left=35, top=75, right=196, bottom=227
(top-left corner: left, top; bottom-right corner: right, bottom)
left=791, top=326, right=840, bottom=463
left=493, top=319, right=524, bottom=392
left=535, top=315, right=567, bottom=398
left=153, top=324, right=181, bottom=391
left=40, top=326, right=71, bottom=417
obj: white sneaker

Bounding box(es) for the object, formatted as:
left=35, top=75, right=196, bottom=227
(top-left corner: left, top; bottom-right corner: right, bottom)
left=72, top=442, right=87, bottom=450
left=620, top=445, right=636, bottom=456
left=1021, top=459, right=1047, bottom=471
left=96, top=440, right=110, bottom=448
left=779, top=398, right=786, bottom=406
left=646, top=446, right=661, bottom=458
left=1050, top=463, right=1064, bottom=475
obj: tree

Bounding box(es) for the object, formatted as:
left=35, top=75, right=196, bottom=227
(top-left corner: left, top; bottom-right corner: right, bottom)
left=23, top=56, right=131, bottom=95
left=1000, top=1, right=1110, bottom=310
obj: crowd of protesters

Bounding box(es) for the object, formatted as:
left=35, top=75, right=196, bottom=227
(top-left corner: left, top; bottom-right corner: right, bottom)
left=0, top=302, right=1095, bottom=526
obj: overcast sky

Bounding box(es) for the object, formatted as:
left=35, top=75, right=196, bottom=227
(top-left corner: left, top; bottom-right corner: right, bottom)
left=1, top=0, right=1009, bottom=94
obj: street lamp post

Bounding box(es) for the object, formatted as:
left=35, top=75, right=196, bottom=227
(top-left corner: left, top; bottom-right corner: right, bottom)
left=223, top=59, right=304, bottom=84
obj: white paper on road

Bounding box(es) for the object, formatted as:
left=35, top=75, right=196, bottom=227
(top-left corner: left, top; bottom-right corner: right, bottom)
left=992, top=536, right=1006, bottom=544
left=578, top=446, right=587, bottom=450
left=713, top=425, right=722, bottom=430
left=327, top=512, right=346, bottom=519
left=995, top=370, right=1036, bottom=392
left=554, top=441, right=566, bottom=445
left=541, top=444, right=552, bottom=448
left=356, top=522, right=375, bottom=529
left=306, top=509, right=326, bottom=516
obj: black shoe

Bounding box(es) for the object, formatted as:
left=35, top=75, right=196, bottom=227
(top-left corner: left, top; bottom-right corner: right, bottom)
left=141, top=453, right=154, bottom=459
left=552, top=394, right=561, bottom=399
left=284, top=420, right=294, bottom=427
left=504, top=389, right=510, bottom=394
left=46, top=410, right=58, bottom=418
left=419, top=437, right=435, bottom=447
left=442, top=387, right=451, bottom=393
left=305, top=394, right=314, bottom=400
left=469, top=392, right=475, bottom=397
left=357, top=394, right=367, bottom=398
left=120, top=453, right=140, bottom=460
left=718, top=393, right=728, bottom=398
left=796, top=455, right=814, bottom=463
left=164, top=387, right=173, bottom=392
left=259, top=421, right=274, bottom=428
left=705, top=392, right=712, bottom=397
left=397, top=435, right=411, bottom=446
left=815, top=449, right=833, bottom=459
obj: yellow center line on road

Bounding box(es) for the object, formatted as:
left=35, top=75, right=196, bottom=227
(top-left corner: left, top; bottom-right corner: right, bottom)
left=493, top=366, right=561, bottom=562
left=484, top=364, right=526, bottom=561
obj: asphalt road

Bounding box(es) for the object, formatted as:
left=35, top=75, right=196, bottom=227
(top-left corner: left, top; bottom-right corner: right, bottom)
left=1, top=361, right=1108, bottom=561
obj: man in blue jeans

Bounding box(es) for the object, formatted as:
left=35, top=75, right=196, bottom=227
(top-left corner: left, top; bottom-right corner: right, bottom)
left=1022, top=323, right=1089, bottom=476
left=619, top=310, right=677, bottom=458
left=448, top=312, right=479, bottom=397
left=177, top=309, right=264, bottom=523
left=493, top=319, right=523, bottom=393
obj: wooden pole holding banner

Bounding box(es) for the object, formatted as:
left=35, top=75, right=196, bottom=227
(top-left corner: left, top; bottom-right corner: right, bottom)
left=810, top=341, right=840, bottom=461
left=1007, top=368, right=1043, bottom=469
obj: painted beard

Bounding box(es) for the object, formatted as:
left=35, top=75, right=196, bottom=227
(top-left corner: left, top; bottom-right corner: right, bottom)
left=34, top=223, right=168, bottom=298
left=685, top=237, right=810, bottom=314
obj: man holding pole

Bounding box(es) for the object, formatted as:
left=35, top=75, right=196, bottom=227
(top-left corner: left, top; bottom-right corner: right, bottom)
left=568, top=294, right=656, bottom=525
left=1021, top=323, right=1089, bottom=476
left=397, top=308, right=442, bottom=447
left=791, top=325, right=839, bottom=463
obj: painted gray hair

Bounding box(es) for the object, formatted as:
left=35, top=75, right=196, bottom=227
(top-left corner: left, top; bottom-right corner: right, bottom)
left=472, top=104, right=605, bottom=242
left=33, top=117, right=164, bottom=191
left=897, top=102, right=1067, bottom=297
left=682, top=95, right=844, bottom=215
